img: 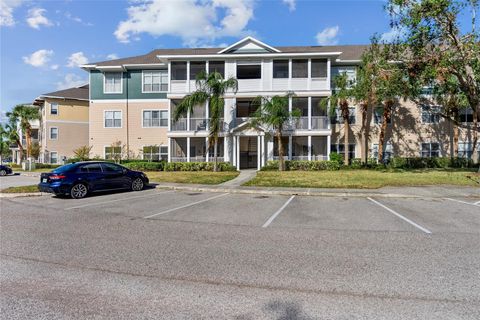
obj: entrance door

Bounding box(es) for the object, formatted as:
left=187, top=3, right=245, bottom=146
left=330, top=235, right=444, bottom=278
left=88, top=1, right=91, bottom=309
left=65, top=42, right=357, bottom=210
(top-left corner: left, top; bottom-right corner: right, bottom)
left=240, top=137, right=257, bottom=169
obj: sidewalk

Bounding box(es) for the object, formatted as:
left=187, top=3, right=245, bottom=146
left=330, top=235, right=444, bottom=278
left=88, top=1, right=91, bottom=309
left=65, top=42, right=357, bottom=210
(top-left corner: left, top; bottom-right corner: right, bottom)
left=153, top=182, right=480, bottom=199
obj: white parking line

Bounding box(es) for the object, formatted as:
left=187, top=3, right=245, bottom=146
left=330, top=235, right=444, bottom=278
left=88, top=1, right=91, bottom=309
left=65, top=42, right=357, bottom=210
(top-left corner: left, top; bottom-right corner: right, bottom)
left=445, top=198, right=480, bottom=208
left=262, top=195, right=295, bottom=228
left=143, top=193, right=230, bottom=219
left=367, top=197, right=432, bottom=234
left=66, top=190, right=174, bottom=210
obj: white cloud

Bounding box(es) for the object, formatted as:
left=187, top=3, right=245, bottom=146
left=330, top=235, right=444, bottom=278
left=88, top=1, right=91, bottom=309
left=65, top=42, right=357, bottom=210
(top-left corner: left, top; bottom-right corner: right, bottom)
left=315, top=26, right=339, bottom=45
left=114, top=0, right=254, bottom=47
left=26, top=7, right=53, bottom=29
left=380, top=26, right=405, bottom=43
left=106, top=53, right=119, bottom=60
left=282, top=0, right=295, bottom=11
left=0, top=0, right=24, bottom=27
left=67, top=52, right=89, bottom=67
left=50, top=64, right=59, bottom=70
left=22, top=49, right=54, bottom=67
left=56, top=73, right=87, bottom=90
left=65, top=11, right=93, bottom=26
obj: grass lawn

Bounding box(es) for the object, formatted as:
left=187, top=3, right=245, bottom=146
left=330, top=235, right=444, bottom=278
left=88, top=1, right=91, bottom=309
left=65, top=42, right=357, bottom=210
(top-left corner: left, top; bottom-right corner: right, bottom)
left=244, top=169, right=480, bottom=189
left=146, top=171, right=239, bottom=185
left=1, top=185, right=40, bottom=193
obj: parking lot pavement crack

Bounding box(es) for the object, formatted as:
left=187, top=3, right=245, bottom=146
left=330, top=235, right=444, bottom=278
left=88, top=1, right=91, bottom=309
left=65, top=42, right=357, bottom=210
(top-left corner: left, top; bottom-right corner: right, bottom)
left=2, top=253, right=476, bottom=306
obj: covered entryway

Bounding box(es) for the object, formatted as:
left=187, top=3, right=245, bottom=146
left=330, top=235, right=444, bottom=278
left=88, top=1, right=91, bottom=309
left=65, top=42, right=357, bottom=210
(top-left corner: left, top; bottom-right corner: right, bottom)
left=239, top=137, right=257, bottom=169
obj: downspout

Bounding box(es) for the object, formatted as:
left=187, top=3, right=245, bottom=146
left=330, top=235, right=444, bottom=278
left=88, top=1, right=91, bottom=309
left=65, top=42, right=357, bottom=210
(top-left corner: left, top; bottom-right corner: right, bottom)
left=126, top=70, right=130, bottom=159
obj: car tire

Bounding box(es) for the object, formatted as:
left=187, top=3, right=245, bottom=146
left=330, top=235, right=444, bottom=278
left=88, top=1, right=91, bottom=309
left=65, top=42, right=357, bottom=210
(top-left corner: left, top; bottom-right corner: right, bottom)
left=70, top=183, right=88, bottom=199
left=131, top=177, right=144, bottom=191
left=0, top=170, right=6, bottom=176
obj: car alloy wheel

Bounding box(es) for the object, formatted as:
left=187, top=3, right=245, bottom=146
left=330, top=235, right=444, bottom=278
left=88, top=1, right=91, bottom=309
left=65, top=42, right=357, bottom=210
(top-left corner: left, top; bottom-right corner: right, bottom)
left=131, top=178, right=144, bottom=191
left=0, top=170, right=6, bottom=176
left=70, top=183, right=88, bottom=199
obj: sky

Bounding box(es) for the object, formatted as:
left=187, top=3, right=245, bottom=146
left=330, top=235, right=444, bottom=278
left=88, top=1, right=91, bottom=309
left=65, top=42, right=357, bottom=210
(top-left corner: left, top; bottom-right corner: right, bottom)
left=0, top=0, right=450, bottom=121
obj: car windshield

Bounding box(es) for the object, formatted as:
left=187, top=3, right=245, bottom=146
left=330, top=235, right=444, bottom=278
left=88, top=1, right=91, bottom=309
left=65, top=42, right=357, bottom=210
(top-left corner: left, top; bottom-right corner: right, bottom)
left=52, top=163, right=78, bottom=173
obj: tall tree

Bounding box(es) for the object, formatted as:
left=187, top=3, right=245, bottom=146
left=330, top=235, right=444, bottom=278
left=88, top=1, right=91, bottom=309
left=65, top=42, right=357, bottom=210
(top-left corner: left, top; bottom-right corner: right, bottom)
left=3, top=121, right=23, bottom=162
left=249, top=93, right=301, bottom=171
left=173, top=71, right=238, bottom=172
left=322, top=73, right=354, bottom=164
left=6, top=104, right=40, bottom=159
left=0, top=124, right=11, bottom=163
left=387, top=0, right=480, bottom=162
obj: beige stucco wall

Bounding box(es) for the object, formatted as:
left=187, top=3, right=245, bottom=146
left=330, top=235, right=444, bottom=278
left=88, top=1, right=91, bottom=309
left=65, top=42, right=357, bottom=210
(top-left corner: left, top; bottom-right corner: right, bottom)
left=89, top=100, right=169, bottom=159
left=44, top=99, right=89, bottom=122
left=331, top=99, right=476, bottom=159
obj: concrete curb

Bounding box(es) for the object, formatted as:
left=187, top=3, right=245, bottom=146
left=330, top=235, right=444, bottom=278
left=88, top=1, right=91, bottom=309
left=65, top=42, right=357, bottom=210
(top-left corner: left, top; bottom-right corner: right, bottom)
left=0, top=192, right=45, bottom=198
left=154, top=184, right=426, bottom=199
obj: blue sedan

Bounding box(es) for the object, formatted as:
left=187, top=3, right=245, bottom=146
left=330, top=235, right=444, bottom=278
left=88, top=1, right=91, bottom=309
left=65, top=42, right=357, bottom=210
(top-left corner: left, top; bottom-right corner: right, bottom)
left=0, top=165, right=13, bottom=176
left=38, top=161, right=149, bottom=199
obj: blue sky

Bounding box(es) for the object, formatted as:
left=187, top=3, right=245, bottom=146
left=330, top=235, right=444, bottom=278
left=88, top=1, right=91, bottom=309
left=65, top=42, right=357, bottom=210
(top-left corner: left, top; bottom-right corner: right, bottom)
left=0, top=0, right=423, bottom=118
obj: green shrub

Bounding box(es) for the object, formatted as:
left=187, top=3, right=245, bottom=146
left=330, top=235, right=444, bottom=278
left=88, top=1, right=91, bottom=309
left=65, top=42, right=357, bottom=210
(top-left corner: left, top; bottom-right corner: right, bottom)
left=350, top=158, right=363, bottom=169
left=122, top=161, right=165, bottom=171
left=35, top=163, right=61, bottom=169
left=261, top=160, right=340, bottom=171
left=388, top=156, right=475, bottom=169
left=164, top=162, right=236, bottom=172
left=329, top=152, right=343, bottom=165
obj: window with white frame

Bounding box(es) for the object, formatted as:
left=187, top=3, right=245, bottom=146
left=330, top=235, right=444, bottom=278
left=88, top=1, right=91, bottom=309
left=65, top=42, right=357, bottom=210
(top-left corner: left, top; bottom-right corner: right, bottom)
left=421, top=105, right=440, bottom=123
left=311, top=59, right=328, bottom=78
left=331, top=144, right=356, bottom=162
left=208, top=61, right=225, bottom=77
left=273, top=60, right=289, bottom=78
left=236, top=61, right=261, bottom=79
left=189, top=61, right=206, bottom=80
left=458, top=142, right=480, bottom=159
left=50, top=152, right=58, bottom=164
left=50, top=103, right=58, bottom=115
left=331, top=107, right=356, bottom=124
left=372, top=143, right=393, bottom=161
left=143, top=110, right=168, bottom=127
left=292, top=59, right=308, bottom=78
left=143, top=145, right=168, bottom=161
left=459, top=108, right=473, bottom=123
left=105, top=146, right=122, bottom=160
left=49, top=127, right=58, bottom=140
left=331, top=66, right=356, bottom=86
left=104, top=111, right=122, bottom=128
left=171, top=62, right=187, bottom=80
left=421, top=142, right=440, bottom=158
left=143, top=70, right=168, bottom=92
left=104, top=72, right=122, bottom=93
left=373, top=107, right=392, bottom=124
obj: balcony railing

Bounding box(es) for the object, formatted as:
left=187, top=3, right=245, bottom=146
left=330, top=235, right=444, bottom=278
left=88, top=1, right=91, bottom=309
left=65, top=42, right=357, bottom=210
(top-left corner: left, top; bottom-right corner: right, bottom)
left=190, top=118, right=207, bottom=131
left=171, top=119, right=187, bottom=131
left=171, top=157, right=187, bottom=162
left=190, top=156, right=206, bottom=162
left=311, top=116, right=329, bottom=130
left=294, top=117, right=309, bottom=130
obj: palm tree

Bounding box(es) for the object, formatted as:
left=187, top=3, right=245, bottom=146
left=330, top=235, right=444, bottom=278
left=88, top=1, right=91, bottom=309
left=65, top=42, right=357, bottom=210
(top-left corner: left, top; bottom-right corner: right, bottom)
left=322, top=73, right=354, bottom=164
left=7, top=104, right=40, bottom=159
left=173, top=71, right=238, bottom=172
left=0, top=124, right=11, bottom=163
left=249, top=93, right=300, bottom=171
left=3, top=121, right=22, bottom=162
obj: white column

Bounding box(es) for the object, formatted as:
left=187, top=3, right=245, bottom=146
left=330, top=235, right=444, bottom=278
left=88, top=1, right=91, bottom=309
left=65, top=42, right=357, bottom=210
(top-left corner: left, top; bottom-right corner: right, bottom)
left=257, top=135, right=261, bottom=170
left=327, top=135, right=331, bottom=161
left=288, top=136, right=293, bottom=160
left=205, top=99, right=209, bottom=131
left=186, top=137, right=190, bottom=162
left=261, top=135, right=265, bottom=166
left=307, top=59, right=311, bottom=90
left=308, top=97, right=312, bottom=130
left=236, top=136, right=240, bottom=170
left=267, top=137, right=274, bottom=161
left=232, top=136, right=236, bottom=166
left=327, top=58, right=331, bottom=90
left=186, top=61, right=190, bottom=92
left=186, top=112, right=190, bottom=131
left=205, top=137, right=209, bottom=162
left=288, top=59, right=292, bottom=91
left=167, top=61, right=171, bottom=92
left=168, top=138, right=172, bottom=162
left=308, top=136, right=312, bottom=161
left=167, top=100, right=171, bottom=131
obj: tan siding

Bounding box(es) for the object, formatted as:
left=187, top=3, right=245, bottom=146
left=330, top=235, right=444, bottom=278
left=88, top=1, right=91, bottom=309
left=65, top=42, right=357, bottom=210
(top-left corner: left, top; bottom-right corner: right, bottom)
left=45, top=122, right=89, bottom=160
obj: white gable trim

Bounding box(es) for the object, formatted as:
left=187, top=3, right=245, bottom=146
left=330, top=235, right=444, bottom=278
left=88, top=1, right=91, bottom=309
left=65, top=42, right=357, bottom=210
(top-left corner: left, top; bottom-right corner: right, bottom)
left=218, top=36, right=281, bottom=54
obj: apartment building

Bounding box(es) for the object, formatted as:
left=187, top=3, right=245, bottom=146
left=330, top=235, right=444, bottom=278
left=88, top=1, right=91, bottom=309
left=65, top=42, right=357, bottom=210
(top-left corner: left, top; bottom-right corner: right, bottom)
left=82, top=37, right=479, bottom=168
left=33, top=85, right=89, bottom=164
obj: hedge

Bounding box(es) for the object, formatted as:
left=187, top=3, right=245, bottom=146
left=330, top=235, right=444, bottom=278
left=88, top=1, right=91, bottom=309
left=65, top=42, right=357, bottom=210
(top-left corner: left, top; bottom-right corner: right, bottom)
left=122, top=161, right=165, bottom=171
left=388, top=157, right=475, bottom=169
left=261, top=160, right=340, bottom=171
left=164, top=162, right=236, bottom=172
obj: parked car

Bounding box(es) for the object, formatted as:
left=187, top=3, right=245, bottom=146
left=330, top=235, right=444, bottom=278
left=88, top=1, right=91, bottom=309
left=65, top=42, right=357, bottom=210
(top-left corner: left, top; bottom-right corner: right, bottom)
left=0, top=165, right=13, bottom=176
left=38, top=161, right=149, bottom=199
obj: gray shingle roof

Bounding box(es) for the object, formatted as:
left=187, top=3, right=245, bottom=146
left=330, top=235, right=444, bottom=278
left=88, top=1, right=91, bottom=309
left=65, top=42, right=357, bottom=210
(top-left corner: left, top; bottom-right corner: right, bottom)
left=92, top=45, right=369, bottom=67
left=41, top=84, right=89, bottom=101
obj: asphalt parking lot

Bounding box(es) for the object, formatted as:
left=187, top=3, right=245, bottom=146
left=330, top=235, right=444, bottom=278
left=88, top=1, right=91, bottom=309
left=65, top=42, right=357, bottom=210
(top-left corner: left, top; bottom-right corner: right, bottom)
left=0, top=173, right=39, bottom=189
left=1, top=188, right=479, bottom=319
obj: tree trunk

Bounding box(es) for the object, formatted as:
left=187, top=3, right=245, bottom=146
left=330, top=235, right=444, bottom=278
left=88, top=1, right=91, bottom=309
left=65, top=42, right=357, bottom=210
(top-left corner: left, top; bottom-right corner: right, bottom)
left=341, top=101, right=350, bottom=165
left=378, top=100, right=393, bottom=164
left=360, top=102, right=368, bottom=164
left=472, top=106, right=479, bottom=164
left=17, top=140, right=23, bottom=163
left=277, top=130, right=285, bottom=171
left=213, top=136, right=218, bottom=172
left=25, top=126, right=32, bottom=159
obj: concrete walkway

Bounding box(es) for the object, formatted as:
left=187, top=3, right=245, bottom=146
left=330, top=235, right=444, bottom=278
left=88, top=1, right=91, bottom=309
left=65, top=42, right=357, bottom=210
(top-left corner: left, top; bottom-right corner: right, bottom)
left=220, top=169, right=257, bottom=187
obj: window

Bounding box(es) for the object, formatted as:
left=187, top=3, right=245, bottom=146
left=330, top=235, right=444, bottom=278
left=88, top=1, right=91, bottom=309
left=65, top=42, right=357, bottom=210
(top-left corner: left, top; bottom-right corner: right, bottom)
left=331, top=144, right=356, bottom=162
left=311, top=59, right=327, bottom=78
left=273, top=60, right=289, bottom=78
left=459, top=109, right=473, bottom=123
left=458, top=142, right=480, bottom=159
left=331, top=66, right=356, bottom=87
left=49, top=127, right=58, bottom=140
left=171, top=62, right=187, bottom=80
left=102, top=162, right=124, bottom=173
left=208, top=61, right=225, bottom=77
left=80, top=163, right=102, bottom=173
left=372, top=143, right=393, bottom=162
left=236, top=63, right=261, bottom=79
left=143, top=70, right=168, bottom=92
left=190, top=61, right=206, bottom=80
left=331, top=107, right=356, bottom=124
left=143, top=110, right=168, bottom=127
left=50, top=103, right=58, bottom=115
left=143, top=146, right=168, bottom=161
left=374, top=107, right=392, bottom=124
left=292, top=59, right=308, bottom=78
left=105, top=146, right=122, bottom=160
left=421, top=143, right=440, bottom=158
left=104, top=111, right=122, bottom=128
left=421, top=105, right=440, bottom=124
left=50, top=152, right=58, bottom=164
left=104, top=72, right=122, bottom=93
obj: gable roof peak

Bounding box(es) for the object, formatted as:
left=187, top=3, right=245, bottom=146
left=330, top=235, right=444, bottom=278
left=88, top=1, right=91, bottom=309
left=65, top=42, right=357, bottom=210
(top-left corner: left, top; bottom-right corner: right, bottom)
left=218, top=36, right=281, bottom=54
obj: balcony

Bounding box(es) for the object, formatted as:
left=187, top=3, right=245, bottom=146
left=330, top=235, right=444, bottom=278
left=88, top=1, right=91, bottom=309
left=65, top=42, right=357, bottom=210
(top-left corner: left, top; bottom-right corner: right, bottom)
left=170, top=118, right=227, bottom=132
left=190, top=118, right=207, bottom=131
left=171, top=118, right=187, bottom=131
left=311, top=116, right=329, bottom=130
